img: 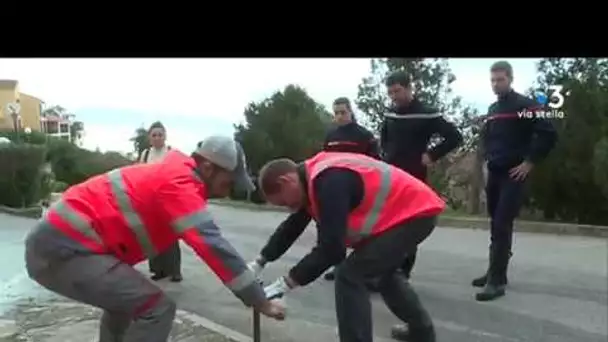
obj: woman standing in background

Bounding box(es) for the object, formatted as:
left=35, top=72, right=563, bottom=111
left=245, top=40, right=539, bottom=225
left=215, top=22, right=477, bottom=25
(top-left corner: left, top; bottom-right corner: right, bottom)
left=141, top=121, right=183, bottom=282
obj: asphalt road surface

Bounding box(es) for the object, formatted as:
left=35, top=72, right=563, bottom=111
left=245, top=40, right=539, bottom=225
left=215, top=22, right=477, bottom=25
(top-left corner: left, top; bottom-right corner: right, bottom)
left=1, top=206, right=607, bottom=342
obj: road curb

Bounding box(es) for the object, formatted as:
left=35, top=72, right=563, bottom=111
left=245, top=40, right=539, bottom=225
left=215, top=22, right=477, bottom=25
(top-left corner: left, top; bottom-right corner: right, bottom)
left=177, top=310, right=252, bottom=342
left=209, top=200, right=608, bottom=238
left=0, top=205, right=41, bottom=219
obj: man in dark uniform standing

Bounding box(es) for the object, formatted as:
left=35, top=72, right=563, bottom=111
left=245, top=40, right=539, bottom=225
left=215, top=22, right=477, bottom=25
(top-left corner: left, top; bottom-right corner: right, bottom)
left=473, top=61, right=557, bottom=301
left=382, top=71, right=463, bottom=341
left=382, top=71, right=463, bottom=278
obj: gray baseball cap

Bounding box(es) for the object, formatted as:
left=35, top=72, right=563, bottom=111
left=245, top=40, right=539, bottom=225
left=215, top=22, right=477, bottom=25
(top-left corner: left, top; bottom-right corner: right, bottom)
left=194, top=136, right=255, bottom=192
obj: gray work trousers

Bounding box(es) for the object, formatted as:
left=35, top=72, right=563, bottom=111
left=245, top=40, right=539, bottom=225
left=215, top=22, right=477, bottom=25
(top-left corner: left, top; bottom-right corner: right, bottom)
left=25, top=226, right=176, bottom=342
left=334, top=215, right=437, bottom=342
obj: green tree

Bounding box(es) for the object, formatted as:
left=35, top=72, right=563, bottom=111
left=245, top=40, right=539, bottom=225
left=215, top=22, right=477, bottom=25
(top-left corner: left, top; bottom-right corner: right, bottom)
left=529, top=58, right=608, bottom=224
left=130, top=126, right=149, bottom=161
left=234, top=84, right=332, bottom=174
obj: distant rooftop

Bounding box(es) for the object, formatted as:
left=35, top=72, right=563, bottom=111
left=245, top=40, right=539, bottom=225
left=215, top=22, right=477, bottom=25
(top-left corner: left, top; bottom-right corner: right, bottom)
left=0, top=80, right=18, bottom=89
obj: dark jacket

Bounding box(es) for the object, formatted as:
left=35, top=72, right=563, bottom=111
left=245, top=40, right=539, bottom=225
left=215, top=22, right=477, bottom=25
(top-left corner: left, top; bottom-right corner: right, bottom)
left=260, top=166, right=363, bottom=286
left=482, top=90, right=558, bottom=170
left=380, top=98, right=463, bottom=181
left=323, top=122, right=380, bottom=159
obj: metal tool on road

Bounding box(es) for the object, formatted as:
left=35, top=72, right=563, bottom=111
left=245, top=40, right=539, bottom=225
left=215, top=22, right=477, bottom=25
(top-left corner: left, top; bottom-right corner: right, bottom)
left=252, top=275, right=285, bottom=341
left=253, top=278, right=264, bottom=342
left=253, top=308, right=261, bottom=342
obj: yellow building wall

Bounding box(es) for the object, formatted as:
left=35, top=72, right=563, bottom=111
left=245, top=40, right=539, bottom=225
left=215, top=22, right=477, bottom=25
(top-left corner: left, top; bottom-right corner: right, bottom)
left=19, top=93, right=42, bottom=131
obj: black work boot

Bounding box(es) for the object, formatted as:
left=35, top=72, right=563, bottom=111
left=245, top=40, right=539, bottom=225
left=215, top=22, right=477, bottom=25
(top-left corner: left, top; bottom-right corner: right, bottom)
left=391, top=324, right=409, bottom=341
left=151, top=272, right=168, bottom=281
left=472, top=250, right=511, bottom=288
left=471, top=273, right=488, bottom=287
left=391, top=324, right=435, bottom=342
left=476, top=248, right=509, bottom=302
left=475, top=280, right=506, bottom=301
left=323, top=270, right=336, bottom=281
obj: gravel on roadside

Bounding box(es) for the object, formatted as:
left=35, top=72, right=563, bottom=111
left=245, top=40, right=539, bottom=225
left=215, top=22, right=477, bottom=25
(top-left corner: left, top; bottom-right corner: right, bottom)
left=0, top=298, right=236, bottom=342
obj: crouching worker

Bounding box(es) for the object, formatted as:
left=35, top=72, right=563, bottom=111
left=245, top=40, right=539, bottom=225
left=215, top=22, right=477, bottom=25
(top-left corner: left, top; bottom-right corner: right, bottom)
left=247, top=151, right=443, bottom=342
left=24, top=136, right=285, bottom=342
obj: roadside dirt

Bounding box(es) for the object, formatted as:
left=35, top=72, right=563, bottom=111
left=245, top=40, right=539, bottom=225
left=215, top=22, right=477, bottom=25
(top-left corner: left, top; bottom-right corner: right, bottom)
left=0, top=298, right=235, bottom=342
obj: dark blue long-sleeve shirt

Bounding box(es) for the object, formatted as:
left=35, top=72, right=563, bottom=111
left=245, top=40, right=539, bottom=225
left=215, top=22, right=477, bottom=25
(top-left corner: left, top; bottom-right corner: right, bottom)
left=482, top=90, right=558, bottom=170
left=323, top=122, right=380, bottom=159
left=380, top=98, right=462, bottom=181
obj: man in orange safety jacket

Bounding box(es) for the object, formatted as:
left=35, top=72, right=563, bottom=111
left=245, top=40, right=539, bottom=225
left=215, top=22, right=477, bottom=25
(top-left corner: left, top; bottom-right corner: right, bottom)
left=25, top=136, right=285, bottom=342
left=247, top=151, right=443, bottom=342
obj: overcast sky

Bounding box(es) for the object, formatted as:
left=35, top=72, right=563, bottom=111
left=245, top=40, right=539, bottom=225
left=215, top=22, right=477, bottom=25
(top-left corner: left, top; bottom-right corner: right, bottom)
left=0, top=58, right=539, bottom=153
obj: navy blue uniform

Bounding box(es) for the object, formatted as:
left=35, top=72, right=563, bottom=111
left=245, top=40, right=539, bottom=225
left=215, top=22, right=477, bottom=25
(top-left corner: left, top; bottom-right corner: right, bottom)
left=381, top=98, right=462, bottom=181
left=480, top=89, right=557, bottom=287
left=381, top=98, right=462, bottom=278
left=323, top=122, right=380, bottom=159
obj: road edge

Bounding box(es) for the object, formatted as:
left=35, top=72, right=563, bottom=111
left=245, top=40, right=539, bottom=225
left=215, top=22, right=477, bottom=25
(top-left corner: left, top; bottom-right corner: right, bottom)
left=3, top=201, right=606, bottom=239
left=0, top=205, right=41, bottom=219
left=177, top=309, right=252, bottom=342
left=208, top=200, right=608, bottom=238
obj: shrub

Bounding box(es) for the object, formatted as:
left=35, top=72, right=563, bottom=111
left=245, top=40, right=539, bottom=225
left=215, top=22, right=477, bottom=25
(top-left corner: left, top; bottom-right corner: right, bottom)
left=48, top=140, right=133, bottom=186
left=51, top=180, right=69, bottom=193
left=0, top=144, right=47, bottom=208
left=0, top=129, right=48, bottom=145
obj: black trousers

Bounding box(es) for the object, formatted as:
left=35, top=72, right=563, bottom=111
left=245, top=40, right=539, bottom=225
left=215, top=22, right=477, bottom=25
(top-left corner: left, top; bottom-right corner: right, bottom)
left=149, top=242, right=182, bottom=277
left=485, top=169, right=525, bottom=283
left=334, top=216, right=437, bottom=342
left=400, top=248, right=417, bottom=278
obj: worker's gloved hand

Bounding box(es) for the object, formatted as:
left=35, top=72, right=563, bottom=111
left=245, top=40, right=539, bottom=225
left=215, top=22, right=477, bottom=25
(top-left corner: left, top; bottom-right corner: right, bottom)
left=264, top=276, right=291, bottom=300
left=247, top=257, right=266, bottom=279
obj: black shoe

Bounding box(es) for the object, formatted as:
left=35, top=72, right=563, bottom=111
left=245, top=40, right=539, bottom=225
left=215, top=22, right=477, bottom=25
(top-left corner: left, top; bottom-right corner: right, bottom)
left=391, top=324, right=435, bottom=342
left=323, top=271, right=335, bottom=281
left=475, top=283, right=506, bottom=301
left=366, top=281, right=381, bottom=292
left=391, top=324, right=409, bottom=341
left=170, top=274, right=183, bottom=282
left=472, top=274, right=487, bottom=287
left=472, top=274, right=508, bottom=288
left=151, top=273, right=168, bottom=281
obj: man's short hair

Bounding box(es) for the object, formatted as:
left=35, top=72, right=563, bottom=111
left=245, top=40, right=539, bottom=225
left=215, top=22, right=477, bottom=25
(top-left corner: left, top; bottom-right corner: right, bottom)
left=385, top=71, right=411, bottom=88
left=333, top=97, right=352, bottom=111
left=490, top=61, right=513, bottom=79
left=258, top=158, right=298, bottom=196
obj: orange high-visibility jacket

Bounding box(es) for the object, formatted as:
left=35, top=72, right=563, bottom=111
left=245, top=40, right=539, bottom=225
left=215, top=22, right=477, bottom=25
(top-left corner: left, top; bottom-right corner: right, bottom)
left=305, top=151, right=445, bottom=246
left=44, top=150, right=263, bottom=306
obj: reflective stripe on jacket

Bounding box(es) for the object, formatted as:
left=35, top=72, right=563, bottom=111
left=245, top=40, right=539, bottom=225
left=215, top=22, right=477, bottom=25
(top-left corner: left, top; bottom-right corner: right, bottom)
left=43, top=150, right=264, bottom=306
left=304, top=151, right=445, bottom=246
